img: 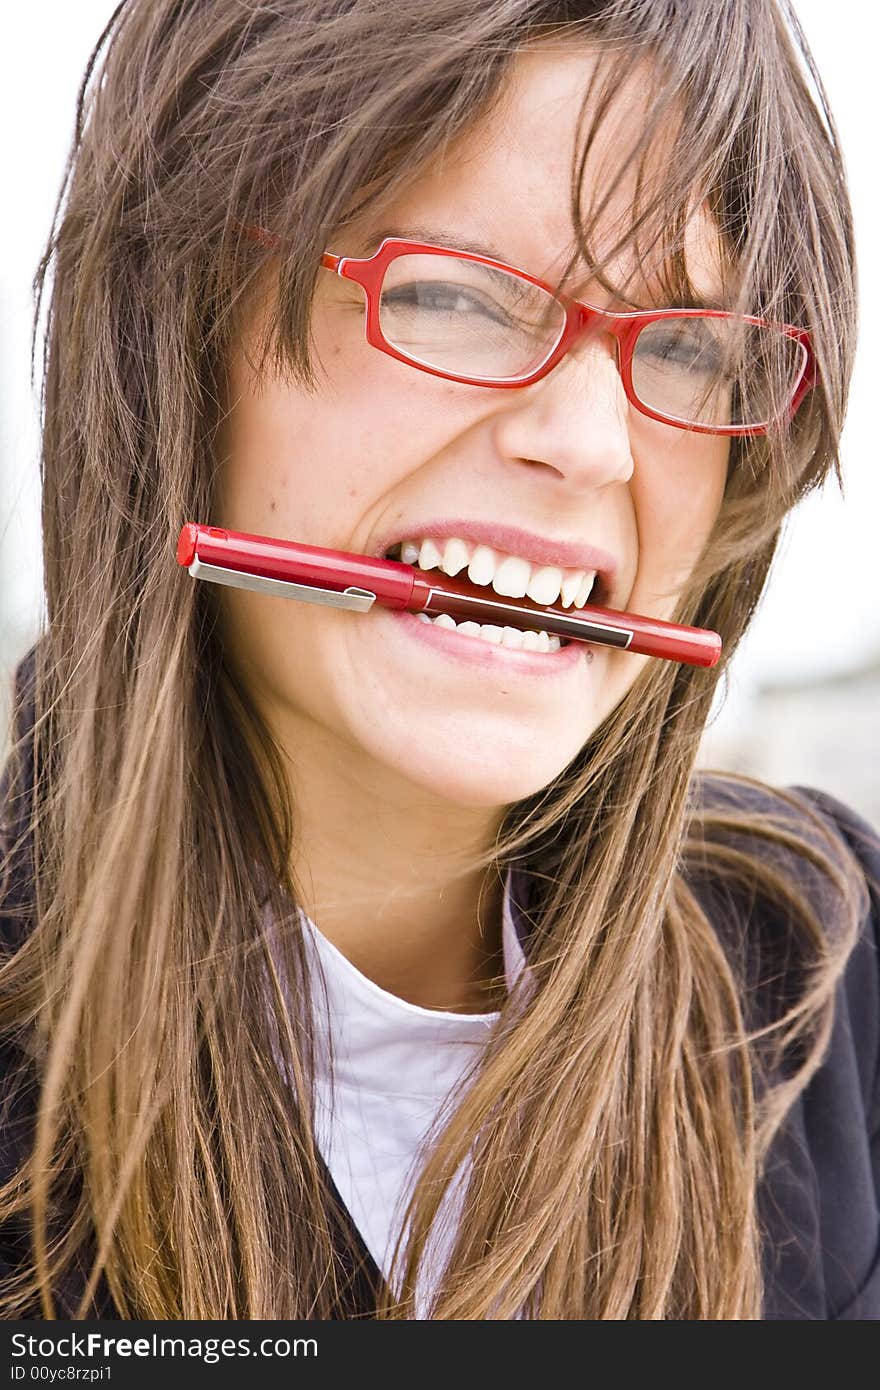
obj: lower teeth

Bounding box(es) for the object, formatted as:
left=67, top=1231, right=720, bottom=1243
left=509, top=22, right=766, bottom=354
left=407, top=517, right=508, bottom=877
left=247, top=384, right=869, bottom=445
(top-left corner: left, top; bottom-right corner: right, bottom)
left=416, top=612, right=564, bottom=653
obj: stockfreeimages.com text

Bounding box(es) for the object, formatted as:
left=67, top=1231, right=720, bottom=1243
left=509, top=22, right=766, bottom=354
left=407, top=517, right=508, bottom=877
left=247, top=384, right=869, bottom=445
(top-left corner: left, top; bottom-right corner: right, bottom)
left=10, top=1334, right=316, bottom=1364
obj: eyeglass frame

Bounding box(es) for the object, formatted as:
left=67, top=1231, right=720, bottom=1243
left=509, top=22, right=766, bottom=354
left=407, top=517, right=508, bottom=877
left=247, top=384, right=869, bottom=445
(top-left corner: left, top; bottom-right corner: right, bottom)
left=244, top=226, right=816, bottom=439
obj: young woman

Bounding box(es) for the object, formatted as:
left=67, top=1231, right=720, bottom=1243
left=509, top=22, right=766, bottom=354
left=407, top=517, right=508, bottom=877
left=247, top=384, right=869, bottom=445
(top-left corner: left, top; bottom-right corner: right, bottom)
left=1, top=0, right=878, bottom=1320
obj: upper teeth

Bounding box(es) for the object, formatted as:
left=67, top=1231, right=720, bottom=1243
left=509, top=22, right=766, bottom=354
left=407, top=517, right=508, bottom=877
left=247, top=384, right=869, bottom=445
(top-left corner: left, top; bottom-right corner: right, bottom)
left=396, top=537, right=598, bottom=609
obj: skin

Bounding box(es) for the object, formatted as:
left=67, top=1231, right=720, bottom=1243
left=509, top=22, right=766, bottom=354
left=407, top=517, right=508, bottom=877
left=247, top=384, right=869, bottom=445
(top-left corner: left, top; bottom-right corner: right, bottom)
left=214, top=43, right=730, bottom=1011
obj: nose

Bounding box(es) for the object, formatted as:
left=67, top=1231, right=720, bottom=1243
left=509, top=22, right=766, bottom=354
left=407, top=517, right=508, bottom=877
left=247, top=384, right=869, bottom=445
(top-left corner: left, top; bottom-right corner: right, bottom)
left=491, top=329, right=634, bottom=492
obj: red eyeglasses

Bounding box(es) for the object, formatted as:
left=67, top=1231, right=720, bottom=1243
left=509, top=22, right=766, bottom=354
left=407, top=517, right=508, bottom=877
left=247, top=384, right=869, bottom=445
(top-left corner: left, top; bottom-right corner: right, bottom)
left=245, top=227, right=816, bottom=437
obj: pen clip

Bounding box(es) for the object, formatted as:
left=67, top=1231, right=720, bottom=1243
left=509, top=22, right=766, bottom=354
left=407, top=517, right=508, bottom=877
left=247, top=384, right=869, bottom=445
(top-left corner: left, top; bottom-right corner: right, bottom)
left=187, top=556, right=377, bottom=611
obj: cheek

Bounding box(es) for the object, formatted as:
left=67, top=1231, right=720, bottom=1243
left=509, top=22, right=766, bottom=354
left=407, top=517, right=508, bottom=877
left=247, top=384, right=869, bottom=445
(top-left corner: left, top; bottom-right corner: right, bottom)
left=310, top=289, right=503, bottom=459
left=630, top=425, right=729, bottom=594
left=218, top=285, right=486, bottom=545
left=216, top=343, right=402, bottom=542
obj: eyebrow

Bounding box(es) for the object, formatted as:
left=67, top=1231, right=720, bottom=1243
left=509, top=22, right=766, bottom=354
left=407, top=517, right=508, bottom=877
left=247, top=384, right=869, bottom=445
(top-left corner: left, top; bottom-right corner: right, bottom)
left=354, top=222, right=512, bottom=264
left=349, top=222, right=728, bottom=312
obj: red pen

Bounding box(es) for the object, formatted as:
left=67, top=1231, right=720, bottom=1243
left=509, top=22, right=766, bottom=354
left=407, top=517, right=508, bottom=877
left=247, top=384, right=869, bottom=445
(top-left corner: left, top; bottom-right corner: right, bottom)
left=176, top=522, right=722, bottom=668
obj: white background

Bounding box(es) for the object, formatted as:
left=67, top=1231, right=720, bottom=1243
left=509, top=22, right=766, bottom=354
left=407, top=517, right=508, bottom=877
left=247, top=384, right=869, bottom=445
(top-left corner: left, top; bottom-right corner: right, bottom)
left=1, top=3, right=877, bottom=806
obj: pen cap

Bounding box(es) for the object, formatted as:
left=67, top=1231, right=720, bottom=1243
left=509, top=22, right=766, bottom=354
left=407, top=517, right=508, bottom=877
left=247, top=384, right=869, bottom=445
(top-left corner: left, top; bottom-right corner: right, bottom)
left=176, top=522, right=417, bottom=607
left=177, top=523, right=200, bottom=567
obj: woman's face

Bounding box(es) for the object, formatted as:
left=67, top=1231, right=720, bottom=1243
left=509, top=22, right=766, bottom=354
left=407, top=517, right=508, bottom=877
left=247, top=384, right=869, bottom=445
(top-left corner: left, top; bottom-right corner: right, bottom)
left=216, top=44, right=730, bottom=810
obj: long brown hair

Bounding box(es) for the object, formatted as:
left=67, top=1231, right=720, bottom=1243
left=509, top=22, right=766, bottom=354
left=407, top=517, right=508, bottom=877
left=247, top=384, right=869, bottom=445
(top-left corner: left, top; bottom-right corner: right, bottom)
left=0, top=0, right=872, bottom=1318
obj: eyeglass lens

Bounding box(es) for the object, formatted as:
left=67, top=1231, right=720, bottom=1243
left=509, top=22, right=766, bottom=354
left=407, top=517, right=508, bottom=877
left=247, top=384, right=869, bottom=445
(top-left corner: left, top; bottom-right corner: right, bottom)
left=377, top=253, right=807, bottom=429
left=379, top=253, right=566, bottom=381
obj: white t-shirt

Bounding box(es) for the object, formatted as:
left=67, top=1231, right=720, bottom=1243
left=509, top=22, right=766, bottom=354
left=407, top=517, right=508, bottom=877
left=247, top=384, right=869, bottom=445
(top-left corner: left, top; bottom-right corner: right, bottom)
left=298, top=865, right=530, bottom=1315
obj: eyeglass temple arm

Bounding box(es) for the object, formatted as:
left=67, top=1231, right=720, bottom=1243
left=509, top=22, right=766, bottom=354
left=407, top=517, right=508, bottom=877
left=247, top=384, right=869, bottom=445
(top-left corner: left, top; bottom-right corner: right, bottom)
left=787, top=341, right=818, bottom=421
left=237, top=221, right=344, bottom=272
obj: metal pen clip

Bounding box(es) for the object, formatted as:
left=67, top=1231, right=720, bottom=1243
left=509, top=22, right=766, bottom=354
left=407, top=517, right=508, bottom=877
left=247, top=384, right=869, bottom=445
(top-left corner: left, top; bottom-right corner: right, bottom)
left=187, top=556, right=377, bottom=611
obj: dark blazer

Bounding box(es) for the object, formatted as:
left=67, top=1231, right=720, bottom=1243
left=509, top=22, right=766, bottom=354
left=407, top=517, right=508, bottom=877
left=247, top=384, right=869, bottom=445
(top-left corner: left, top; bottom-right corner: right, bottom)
left=1, top=645, right=878, bottom=1319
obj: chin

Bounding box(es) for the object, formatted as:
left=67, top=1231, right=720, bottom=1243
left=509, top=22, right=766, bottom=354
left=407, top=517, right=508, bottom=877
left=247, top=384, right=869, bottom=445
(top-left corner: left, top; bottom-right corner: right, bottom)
left=388, top=743, right=584, bottom=810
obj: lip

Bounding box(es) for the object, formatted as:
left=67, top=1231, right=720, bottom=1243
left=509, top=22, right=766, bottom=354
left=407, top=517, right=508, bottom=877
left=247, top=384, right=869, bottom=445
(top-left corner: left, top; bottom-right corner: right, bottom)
left=371, top=518, right=620, bottom=588
left=384, top=607, right=591, bottom=674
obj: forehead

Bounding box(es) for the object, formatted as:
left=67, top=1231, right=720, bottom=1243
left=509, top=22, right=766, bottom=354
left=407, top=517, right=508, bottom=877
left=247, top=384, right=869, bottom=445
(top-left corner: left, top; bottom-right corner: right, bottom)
left=348, top=41, right=728, bottom=308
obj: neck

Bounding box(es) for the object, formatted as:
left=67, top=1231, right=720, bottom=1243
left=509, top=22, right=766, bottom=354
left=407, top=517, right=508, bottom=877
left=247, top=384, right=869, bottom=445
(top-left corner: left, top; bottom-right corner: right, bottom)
left=272, top=720, right=508, bottom=1014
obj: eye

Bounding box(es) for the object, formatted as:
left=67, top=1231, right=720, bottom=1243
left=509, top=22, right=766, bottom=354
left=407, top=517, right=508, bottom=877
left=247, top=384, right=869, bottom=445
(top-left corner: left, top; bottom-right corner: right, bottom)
left=381, top=280, right=512, bottom=325
left=634, top=322, right=726, bottom=376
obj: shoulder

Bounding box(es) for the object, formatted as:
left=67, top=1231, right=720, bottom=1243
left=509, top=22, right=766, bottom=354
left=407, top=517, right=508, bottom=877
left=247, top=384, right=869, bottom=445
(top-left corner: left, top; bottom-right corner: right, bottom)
left=687, top=768, right=880, bottom=896
left=684, top=771, right=878, bottom=1024
left=0, top=646, right=114, bottom=1318
left=686, top=770, right=878, bottom=1125
left=1, top=641, right=40, bottom=954
left=688, top=771, right=880, bottom=1319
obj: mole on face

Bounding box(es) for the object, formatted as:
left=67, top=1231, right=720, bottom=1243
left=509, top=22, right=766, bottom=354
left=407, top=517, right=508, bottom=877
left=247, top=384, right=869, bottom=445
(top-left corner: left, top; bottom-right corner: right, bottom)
left=270, top=499, right=277, bottom=512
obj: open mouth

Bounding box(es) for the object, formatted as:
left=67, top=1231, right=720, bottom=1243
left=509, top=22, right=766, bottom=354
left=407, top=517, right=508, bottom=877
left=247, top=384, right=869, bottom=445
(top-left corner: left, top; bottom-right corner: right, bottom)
left=382, top=540, right=611, bottom=652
